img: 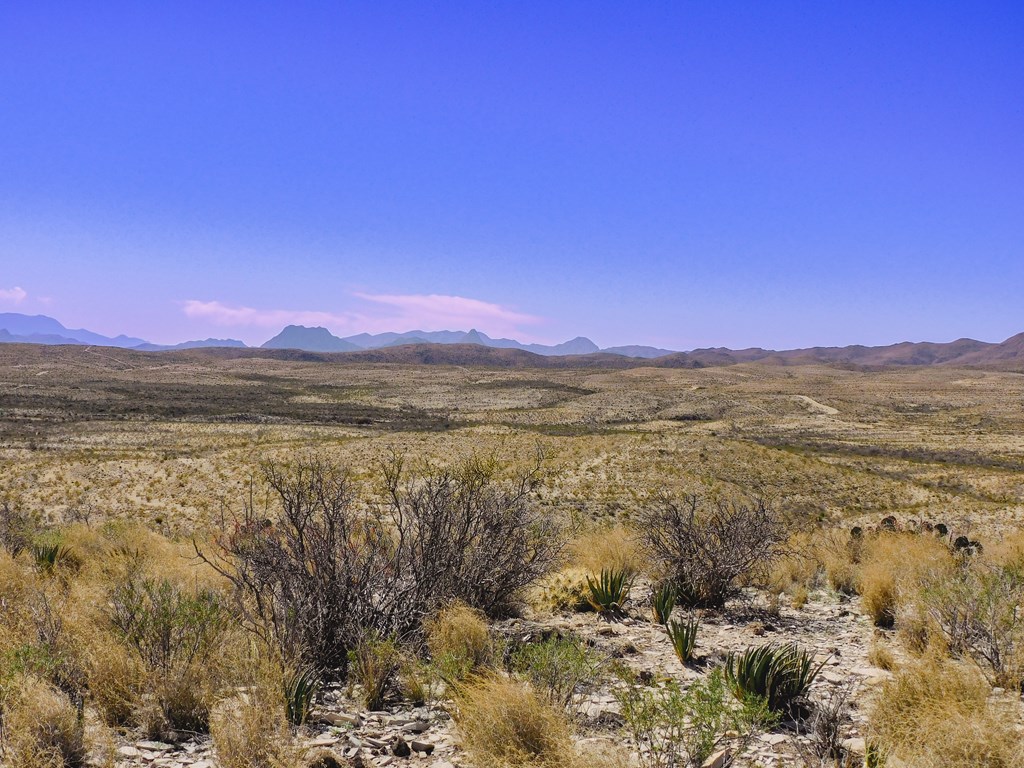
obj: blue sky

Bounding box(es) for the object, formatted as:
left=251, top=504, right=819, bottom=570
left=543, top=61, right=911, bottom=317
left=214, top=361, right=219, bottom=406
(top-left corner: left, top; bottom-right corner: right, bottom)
left=1, top=2, right=1021, bottom=348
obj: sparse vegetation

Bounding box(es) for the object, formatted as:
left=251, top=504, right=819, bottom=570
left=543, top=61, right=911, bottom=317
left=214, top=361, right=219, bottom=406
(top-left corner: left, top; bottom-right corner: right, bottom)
left=509, top=635, right=605, bottom=716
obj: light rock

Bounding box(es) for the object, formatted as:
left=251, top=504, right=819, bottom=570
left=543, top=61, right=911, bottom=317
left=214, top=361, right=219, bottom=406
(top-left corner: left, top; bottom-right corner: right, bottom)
left=701, top=748, right=731, bottom=768
left=842, top=737, right=866, bottom=755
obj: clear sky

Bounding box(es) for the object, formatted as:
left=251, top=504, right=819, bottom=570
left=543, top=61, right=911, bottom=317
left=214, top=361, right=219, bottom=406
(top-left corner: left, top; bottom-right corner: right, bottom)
left=1, top=2, right=1021, bottom=349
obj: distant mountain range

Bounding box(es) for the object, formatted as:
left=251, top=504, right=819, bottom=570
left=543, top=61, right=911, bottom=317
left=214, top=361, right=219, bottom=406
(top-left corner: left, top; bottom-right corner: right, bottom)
left=260, top=325, right=662, bottom=357
left=1, top=312, right=1023, bottom=369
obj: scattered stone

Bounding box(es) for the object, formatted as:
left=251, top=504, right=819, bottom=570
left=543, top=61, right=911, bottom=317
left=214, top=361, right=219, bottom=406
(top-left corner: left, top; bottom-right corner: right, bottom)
left=320, top=711, right=361, bottom=727
left=410, top=740, right=435, bottom=755
left=137, top=740, right=173, bottom=752
left=391, top=736, right=411, bottom=757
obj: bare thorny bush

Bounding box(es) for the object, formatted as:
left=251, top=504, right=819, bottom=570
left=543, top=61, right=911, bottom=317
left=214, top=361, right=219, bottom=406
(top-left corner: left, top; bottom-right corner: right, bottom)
left=635, top=495, right=787, bottom=609
left=198, top=452, right=563, bottom=675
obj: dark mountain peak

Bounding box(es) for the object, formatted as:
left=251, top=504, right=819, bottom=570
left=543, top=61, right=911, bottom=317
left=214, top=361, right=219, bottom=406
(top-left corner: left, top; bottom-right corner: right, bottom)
left=262, top=325, right=360, bottom=352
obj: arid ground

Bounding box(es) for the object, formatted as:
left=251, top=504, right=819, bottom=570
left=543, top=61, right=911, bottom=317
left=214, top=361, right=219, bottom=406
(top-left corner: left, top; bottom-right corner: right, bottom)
left=2, top=344, right=1024, bottom=768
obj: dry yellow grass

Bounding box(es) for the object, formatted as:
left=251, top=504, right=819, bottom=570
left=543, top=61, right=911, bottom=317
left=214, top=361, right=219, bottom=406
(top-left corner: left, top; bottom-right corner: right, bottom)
left=566, top=525, right=642, bottom=576
left=868, top=656, right=1024, bottom=767
left=210, top=687, right=302, bottom=768
left=867, top=639, right=896, bottom=671
left=858, top=532, right=953, bottom=628
left=426, top=602, right=493, bottom=680
left=0, top=674, right=90, bottom=768
left=453, top=676, right=574, bottom=768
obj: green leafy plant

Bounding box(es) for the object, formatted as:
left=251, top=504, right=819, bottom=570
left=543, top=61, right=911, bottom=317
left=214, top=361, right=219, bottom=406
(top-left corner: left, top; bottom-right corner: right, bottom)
left=586, top=568, right=634, bottom=618
left=283, top=666, right=320, bottom=726
left=509, top=635, right=605, bottom=716
left=614, top=667, right=763, bottom=768
left=724, top=643, right=826, bottom=717
left=651, top=582, right=676, bottom=624
left=666, top=617, right=699, bottom=665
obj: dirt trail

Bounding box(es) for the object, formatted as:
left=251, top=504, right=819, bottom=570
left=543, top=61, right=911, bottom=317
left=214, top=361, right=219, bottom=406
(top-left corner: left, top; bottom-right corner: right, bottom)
left=794, top=394, right=839, bottom=415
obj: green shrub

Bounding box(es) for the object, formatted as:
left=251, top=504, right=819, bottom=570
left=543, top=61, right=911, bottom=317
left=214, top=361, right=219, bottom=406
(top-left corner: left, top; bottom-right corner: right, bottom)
left=614, top=668, right=765, bottom=768
left=107, top=573, right=228, bottom=733
left=724, top=643, right=825, bottom=716
left=509, top=635, right=604, bottom=716
left=665, top=618, right=699, bottom=665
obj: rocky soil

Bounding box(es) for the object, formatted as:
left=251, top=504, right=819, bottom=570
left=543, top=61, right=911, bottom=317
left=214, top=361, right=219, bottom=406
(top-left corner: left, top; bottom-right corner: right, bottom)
left=107, top=586, right=890, bottom=768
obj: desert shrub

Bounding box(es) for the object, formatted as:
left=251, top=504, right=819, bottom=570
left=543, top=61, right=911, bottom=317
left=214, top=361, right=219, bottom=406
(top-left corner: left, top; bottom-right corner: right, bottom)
left=724, top=643, right=824, bottom=717
left=768, top=530, right=824, bottom=597
left=868, top=656, right=1024, bottom=767
left=915, top=560, right=1024, bottom=688
left=106, top=569, right=230, bottom=733
left=0, top=674, right=89, bottom=768
left=426, top=601, right=492, bottom=682
left=379, top=452, right=563, bottom=620
left=200, top=458, right=384, bottom=672
left=567, top=525, right=642, bottom=576
left=666, top=618, right=699, bottom=665
left=529, top=568, right=592, bottom=614
left=349, top=634, right=401, bottom=710
left=635, top=495, right=786, bottom=608
left=796, top=681, right=855, bottom=766
left=509, top=635, right=604, bottom=716
left=202, top=454, right=561, bottom=673
left=586, top=568, right=634, bottom=617
left=614, top=668, right=767, bottom=768
left=651, top=582, right=676, bottom=624
left=454, top=676, right=574, bottom=768
left=83, top=634, right=147, bottom=727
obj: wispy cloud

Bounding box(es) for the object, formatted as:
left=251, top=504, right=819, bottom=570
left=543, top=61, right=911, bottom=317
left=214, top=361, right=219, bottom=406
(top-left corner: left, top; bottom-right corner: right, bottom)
left=181, top=293, right=545, bottom=341
left=0, top=286, right=27, bottom=304
left=353, top=292, right=542, bottom=337
left=182, top=300, right=362, bottom=330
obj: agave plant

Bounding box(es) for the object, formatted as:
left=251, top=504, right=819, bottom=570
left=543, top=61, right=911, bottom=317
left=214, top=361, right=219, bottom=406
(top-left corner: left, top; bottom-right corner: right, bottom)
left=32, top=543, right=69, bottom=574
left=651, top=581, right=676, bottom=625
left=724, top=643, right=826, bottom=716
left=665, top=617, right=699, bottom=665
left=283, top=666, right=321, bottom=726
left=586, top=568, right=634, bottom=618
